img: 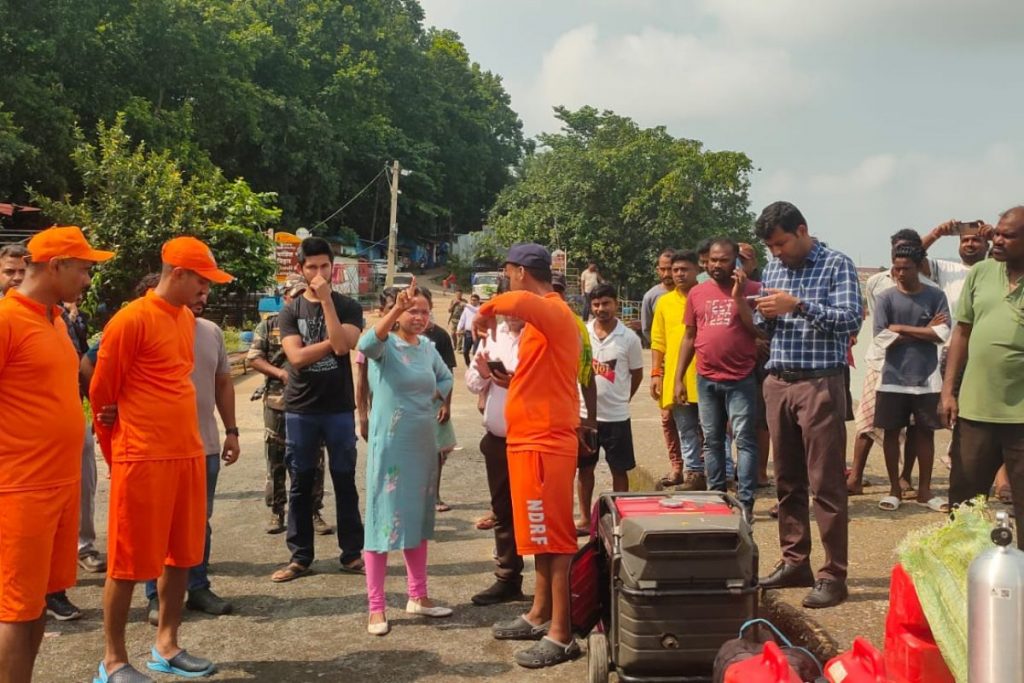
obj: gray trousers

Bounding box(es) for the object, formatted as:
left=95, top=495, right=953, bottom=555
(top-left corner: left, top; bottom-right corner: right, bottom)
left=78, top=423, right=98, bottom=556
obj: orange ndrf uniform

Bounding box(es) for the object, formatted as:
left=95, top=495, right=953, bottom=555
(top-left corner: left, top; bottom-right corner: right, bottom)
left=0, top=290, right=84, bottom=621
left=90, top=290, right=206, bottom=581
left=478, top=291, right=581, bottom=555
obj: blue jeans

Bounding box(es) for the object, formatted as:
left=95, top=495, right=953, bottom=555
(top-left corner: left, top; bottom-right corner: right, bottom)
left=697, top=374, right=758, bottom=508
left=670, top=404, right=703, bottom=472
left=285, top=411, right=364, bottom=567
left=723, top=434, right=737, bottom=480
left=146, top=453, right=219, bottom=599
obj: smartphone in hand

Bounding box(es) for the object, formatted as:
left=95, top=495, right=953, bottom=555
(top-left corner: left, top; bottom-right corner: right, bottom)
left=486, top=359, right=508, bottom=375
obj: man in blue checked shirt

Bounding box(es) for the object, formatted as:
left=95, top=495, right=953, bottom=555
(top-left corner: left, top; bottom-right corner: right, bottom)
left=753, top=201, right=863, bottom=610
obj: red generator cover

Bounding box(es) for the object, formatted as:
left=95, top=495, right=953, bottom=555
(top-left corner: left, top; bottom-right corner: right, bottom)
left=614, top=495, right=734, bottom=519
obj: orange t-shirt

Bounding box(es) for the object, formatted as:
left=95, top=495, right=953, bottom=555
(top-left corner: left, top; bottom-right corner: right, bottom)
left=0, top=290, right=85, bottom=492
left=479, top=291, right=581, bottom=456
left=90, top=290, right=203, bottom=462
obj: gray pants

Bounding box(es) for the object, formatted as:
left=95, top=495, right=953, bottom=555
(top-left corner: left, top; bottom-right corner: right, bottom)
left=78, top=424, right=98, bottom=557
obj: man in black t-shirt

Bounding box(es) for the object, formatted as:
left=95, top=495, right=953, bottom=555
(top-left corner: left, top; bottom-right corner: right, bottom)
left=271, top=237, right=366, bottom=581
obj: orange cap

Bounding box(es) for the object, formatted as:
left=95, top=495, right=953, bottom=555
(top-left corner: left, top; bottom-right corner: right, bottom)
left=27, top=226, right=115, bottom=264
left=161, top=236, right=233, bottom=284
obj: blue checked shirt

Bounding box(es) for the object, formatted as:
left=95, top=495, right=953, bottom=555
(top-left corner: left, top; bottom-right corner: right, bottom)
left=757, top=241, right=863, bottom=371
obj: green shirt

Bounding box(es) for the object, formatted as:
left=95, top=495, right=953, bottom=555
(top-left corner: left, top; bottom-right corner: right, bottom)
left=955, top=259, right=1024, bottom=423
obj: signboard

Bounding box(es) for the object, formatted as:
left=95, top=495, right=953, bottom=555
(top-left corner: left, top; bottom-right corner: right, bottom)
left=274, top=232, right=302, bottom=283
left=552, top=248, right=567, bottom=273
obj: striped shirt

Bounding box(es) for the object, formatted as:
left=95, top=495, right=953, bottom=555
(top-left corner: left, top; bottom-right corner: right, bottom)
left=758, top=241, right=863, bottom=371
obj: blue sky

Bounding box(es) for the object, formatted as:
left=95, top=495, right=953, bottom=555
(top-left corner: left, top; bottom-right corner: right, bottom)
left=418, top=0, right=1024, bottom=266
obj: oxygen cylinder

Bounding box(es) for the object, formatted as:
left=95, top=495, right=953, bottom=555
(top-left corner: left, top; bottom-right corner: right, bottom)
left=968, top=511, right=1024, bottom=683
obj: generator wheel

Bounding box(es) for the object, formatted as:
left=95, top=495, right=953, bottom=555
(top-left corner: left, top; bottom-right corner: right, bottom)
left=587, top=631, right=610, bottom=683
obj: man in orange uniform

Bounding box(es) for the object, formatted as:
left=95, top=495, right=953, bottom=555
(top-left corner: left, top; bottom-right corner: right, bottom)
left=474, top=243, right=592, bottom=669
left=0, top=226, right=113, bottom=683
left=90, top=237, right=232, bottom=683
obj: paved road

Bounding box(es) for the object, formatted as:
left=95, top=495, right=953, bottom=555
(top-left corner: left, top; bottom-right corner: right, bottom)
left=37, top=298, right=976, bottom=681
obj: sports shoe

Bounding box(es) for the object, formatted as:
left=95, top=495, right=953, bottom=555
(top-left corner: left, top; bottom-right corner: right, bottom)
left=78, top=551, right=107, bottom=573
left=46, top=592, right=82, bottom=621
left=147, top=597, right=160, bottom=626
left=677, top=471, right=707, bottom=492
left=186, top=587, right=233, bottom=616
left=265, top=512, right=285, bottom=534
left=312, top=512, right=334, bottom=535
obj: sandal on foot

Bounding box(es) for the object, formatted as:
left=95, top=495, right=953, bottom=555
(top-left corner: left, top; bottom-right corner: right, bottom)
left=899, top=480, right=917, bottom=500
left=878, top=495, right=901, bottom=511
left=271, top=562, right=311, bottom=583
left=915, top=496, right=950, bottom=513
left=95, top=663, right=154, bottom=683
left=514, top=636, right=582, bottom=669
left=339, top=557, right=366, bottom=575
left=146, top=647, right=215, bottom=678
left=492, top=614, right=550, bottom=640
left=435, top=501, right=452, bottom=512
left=475, top=514, right=497, bottom=530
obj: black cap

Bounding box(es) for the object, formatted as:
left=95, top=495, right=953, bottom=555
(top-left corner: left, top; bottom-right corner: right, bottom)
left=551, top=272, right=567, bottom=291
left=504, top=242, right=552, bottom=270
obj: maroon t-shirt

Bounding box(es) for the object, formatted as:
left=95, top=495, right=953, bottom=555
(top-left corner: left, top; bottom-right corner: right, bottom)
left=684, top=279, right=761, bottom=382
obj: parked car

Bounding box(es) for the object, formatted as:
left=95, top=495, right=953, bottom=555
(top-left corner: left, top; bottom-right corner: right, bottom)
left=471, top=271, right=501, bottom=300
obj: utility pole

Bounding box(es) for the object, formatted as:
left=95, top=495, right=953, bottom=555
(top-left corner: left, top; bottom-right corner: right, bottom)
left=385, top=159, right=400, bottom=288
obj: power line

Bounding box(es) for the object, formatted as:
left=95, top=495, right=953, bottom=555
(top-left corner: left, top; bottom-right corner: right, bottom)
left=309, top=167, right=387, bottom=233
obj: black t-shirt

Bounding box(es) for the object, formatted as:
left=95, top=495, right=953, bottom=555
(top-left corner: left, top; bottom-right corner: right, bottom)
left=278, top=291, right=364, bottom=414
left=424, top=323, right=457, bottom=370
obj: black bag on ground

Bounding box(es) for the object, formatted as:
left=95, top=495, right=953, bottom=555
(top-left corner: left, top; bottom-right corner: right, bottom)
left=712, top=619, right=824, bottom=683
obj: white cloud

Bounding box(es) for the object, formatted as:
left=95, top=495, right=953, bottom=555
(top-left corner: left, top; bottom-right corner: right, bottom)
left=753, top=142, right=1024, bottom=265
left=523, top=24, right=813, bottom=132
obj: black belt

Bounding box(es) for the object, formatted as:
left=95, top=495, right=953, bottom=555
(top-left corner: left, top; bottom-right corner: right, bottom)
left=769, top=367, right=844, bottom=382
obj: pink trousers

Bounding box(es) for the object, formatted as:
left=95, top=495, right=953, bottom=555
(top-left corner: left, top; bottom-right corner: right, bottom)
left=364, top=540, right=429, bottom=613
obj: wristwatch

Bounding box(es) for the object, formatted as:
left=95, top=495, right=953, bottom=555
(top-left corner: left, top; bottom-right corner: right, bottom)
left=795, top=300, right=809, bottom=317
left=225, top=427, right=240, bottom=437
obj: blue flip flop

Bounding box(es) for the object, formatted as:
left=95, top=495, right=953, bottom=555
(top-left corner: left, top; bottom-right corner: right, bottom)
left=145, top=647, right=215, bottom=678
left=94, top=662, right=154, bottom=683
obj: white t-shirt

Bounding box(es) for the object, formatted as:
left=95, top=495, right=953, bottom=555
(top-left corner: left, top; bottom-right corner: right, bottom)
left=581, top=269, right=601, bottom=294
left=579, top=319, right=644, bottom=422
left=928, top=257, right=970, bottom=323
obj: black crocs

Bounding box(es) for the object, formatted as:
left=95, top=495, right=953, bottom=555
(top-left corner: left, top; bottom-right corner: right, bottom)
left=514, top=637, right=582, bottom=669
left=492, top=615, right=550, bottom=640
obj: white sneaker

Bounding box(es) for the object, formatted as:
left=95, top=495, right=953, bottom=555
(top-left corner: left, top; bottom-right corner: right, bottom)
left=367, top=615, right=390, bottom=636
left=406, top=599, right=453, bottom=618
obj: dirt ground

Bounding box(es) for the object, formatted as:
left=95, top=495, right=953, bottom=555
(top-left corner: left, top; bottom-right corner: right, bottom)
left=35, top=287, right=990, bottom=681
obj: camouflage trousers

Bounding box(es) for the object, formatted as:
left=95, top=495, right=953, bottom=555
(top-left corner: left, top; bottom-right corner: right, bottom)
left=264, top=404, right=325, bottom=514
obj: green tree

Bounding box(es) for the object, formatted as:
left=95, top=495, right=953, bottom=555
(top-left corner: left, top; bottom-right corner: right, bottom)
left=31, top=116, right=277, bottom=306
left=487, top=107, right=755, bottom=296
left=0, top=0, right=525, bottom=242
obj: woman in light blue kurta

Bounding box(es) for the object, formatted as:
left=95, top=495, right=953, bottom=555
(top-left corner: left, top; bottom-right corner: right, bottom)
left=357, top=281, right=455, bottom=636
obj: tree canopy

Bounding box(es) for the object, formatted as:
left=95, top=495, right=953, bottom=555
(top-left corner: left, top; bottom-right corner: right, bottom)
left=0, top=0, right=526, bottom=242
left=32, top=116, right=278, bottom=306
left=488, top=107, right=756, bottom=296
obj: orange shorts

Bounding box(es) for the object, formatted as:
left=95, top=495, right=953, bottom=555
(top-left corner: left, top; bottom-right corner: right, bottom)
left=0, top=483, right=79, bottom=621
left=108, top=458, right=206, bottom=581
left=507, top=450, right=577, bottom=555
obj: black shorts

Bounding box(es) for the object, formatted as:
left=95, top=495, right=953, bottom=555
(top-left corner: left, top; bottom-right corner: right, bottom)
left=873, top=392, right=942, bottom=431
left=578, top=419, right=636, bottom=472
